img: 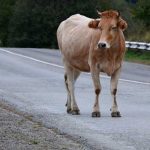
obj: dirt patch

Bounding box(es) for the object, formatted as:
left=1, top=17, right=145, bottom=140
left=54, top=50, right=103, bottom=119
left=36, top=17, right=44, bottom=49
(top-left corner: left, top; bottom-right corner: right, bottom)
left=0, top=101, right=87, bottom=150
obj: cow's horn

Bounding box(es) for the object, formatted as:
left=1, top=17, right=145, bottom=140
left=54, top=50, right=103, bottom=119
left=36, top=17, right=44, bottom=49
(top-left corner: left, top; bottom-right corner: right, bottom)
left=117, top=10, right=120, bottom=17
left=97, top=10, right=102, bottom=16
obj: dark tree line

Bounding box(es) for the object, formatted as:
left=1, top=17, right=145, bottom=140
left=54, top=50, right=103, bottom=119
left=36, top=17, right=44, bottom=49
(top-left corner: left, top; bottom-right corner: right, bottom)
left=0, top=0, right=149, bottom=48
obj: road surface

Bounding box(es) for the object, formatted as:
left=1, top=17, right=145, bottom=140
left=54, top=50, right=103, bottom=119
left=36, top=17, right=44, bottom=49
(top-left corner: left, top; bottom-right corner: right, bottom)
left=0, top=48, right=150, bottom=150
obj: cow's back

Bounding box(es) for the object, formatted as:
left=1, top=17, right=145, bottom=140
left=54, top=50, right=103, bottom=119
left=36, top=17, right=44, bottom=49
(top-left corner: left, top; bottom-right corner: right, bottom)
left=57, top=14, right=91, bottom=45
left=57, top=14, right=98, bottom=71
left=57, top=14, right=92, bottom=50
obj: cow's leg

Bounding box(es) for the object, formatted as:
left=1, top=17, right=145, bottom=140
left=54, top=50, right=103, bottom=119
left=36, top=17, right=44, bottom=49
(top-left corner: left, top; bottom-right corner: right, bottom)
left=64, top=65, right=80, bottom=115
left=64, top=70, right=80, bottom=114
left=110, top=67, right=121, bottom=117
left=91, top=70, right=101, bottom=117
left=64, top=73, right=71, bottom=113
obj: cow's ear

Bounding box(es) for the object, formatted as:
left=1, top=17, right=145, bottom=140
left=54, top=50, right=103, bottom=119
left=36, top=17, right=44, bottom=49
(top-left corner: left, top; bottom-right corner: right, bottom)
left=118, top=18, right=127, bottom=31
left=88, top=19, right=100, bottom=28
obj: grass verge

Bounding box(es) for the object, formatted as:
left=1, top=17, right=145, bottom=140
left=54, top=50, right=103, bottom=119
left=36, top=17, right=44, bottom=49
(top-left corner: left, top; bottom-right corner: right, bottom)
left=125, top=49, right=150, bottom=65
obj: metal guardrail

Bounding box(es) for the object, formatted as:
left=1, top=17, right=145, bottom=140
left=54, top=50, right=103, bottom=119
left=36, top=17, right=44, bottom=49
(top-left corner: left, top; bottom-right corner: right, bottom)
left=126, top=41, right=150, bottom=51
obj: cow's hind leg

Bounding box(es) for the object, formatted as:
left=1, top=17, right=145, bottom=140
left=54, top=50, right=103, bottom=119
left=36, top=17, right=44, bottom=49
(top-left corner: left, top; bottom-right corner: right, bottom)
left=65, top=70, right=80, bottom=114
left=64, top=65, right=80, bottom=115
left=64, top=73, right=71, bottom=113
left=110, top=68, right=121, bottom=117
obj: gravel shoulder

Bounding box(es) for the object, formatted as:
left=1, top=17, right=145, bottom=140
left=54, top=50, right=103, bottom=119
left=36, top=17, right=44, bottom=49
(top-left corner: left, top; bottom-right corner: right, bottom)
left=0, top=100, right=86, bottom=150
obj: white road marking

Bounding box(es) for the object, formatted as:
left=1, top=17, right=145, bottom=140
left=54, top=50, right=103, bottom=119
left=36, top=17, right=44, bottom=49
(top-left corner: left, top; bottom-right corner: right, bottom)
left=0, top=48, right=150, bottom=85
left=0, top=48, right=64, bottom=69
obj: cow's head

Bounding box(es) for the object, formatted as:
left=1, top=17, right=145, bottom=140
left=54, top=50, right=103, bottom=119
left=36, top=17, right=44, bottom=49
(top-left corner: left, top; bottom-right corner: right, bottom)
left=88, top=10, right=127, bottom=49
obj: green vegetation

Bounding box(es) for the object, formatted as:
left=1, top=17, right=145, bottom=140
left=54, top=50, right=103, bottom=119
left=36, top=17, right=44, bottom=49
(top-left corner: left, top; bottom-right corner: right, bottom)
left=125, top=49, right=150, bottom=65
left=30, top=140, right=39, bottom=145
left=0, top=0, right=16, bottom=46
left=128, top=0, right=150, bottom=42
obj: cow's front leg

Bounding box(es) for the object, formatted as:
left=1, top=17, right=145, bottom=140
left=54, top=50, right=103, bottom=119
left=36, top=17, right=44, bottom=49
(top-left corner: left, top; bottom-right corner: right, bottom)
left=91, top=69, right=101, bottom=117
left=110, top=67, right=121, bottom=117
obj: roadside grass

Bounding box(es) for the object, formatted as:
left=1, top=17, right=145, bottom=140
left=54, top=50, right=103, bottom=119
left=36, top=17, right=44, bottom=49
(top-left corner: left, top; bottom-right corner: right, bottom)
left=125, top=49, right=150, bottom=65
left=30, top=140, right=39, bottom=145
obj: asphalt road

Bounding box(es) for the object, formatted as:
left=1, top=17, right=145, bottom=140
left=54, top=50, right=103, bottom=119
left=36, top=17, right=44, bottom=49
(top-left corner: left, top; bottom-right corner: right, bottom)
left=0, top=48, right=150, bottom=150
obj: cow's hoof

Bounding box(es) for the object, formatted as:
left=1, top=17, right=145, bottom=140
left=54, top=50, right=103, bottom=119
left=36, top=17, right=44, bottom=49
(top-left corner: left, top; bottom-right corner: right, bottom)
left=65, top=102, right=67, bottom=107
left=92, top=111, right=101, bottom=117
left=71, top=110, right=80, bottom=115
left=111, top=111, right=121, bottom=117
left=67, top=109, right=72, bottom=114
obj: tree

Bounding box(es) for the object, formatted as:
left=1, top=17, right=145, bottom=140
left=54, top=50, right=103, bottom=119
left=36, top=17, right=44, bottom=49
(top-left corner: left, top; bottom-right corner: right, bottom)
left=133, top=0, right=150, bottom=27
left=4, top=0, right=149, bottom=47
left=8, top=0, right=53, bottom=47
left=7, top=0, right=100, bottom=48
left=0, top=0, right=16, bottom=46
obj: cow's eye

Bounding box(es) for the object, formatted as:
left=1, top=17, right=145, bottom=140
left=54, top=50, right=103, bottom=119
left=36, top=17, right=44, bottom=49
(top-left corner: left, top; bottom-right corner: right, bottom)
left=112, top=27, right=118, bottom=31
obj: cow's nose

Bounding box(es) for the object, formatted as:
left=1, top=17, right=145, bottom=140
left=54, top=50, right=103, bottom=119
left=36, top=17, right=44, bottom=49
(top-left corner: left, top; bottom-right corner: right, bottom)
left=98, top=43, right=106, bottom=48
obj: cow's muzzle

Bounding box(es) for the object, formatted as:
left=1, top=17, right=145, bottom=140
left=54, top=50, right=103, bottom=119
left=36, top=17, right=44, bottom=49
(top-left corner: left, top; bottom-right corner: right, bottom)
left=98, top=42, right=110, bottom=49
left=98, top=43, right=106, bottom=48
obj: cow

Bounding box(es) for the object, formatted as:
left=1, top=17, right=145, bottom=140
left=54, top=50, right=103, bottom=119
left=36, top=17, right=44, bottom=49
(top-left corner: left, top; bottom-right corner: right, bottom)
left=57, top=10, right=127, bottom=117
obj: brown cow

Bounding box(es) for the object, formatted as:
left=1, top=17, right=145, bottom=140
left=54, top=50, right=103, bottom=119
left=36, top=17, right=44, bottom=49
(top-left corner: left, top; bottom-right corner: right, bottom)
left=57, top=10, right=127, bottom=117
